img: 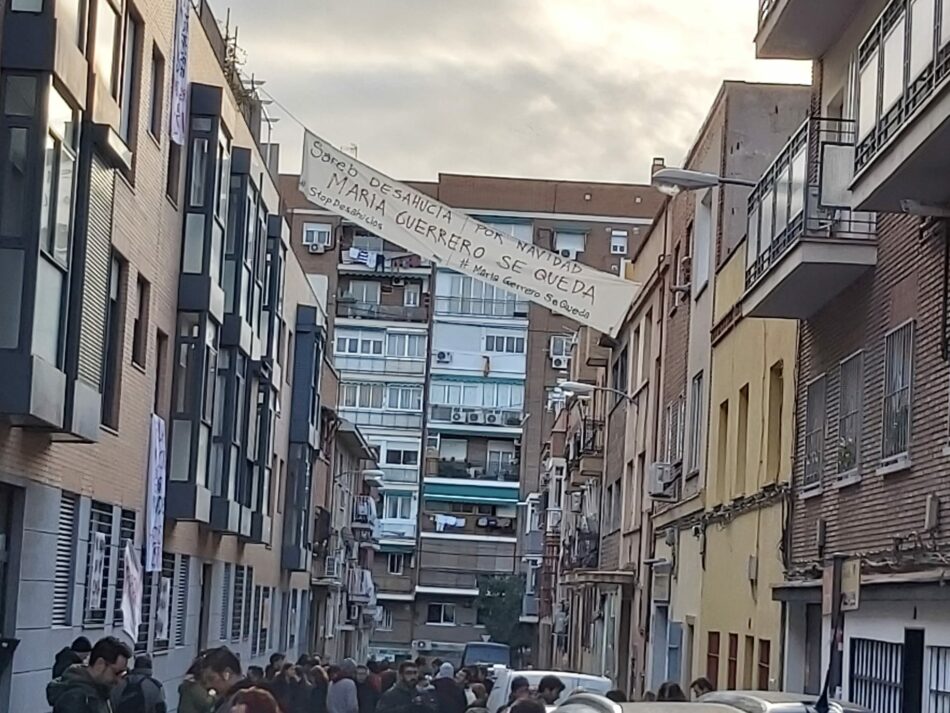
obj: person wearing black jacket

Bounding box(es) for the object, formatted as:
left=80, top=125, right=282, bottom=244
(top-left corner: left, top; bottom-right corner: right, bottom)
left=432, top=663, right=466, bottom=713
left=52, top=637, right=93, bottom=680
left=357, top=665, right=380, bottom=713
left=376, top=662, right=434, bottom=713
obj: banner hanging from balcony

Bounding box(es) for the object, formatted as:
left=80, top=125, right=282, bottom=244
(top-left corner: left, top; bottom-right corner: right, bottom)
left=299, top=131, right=639, bottom=335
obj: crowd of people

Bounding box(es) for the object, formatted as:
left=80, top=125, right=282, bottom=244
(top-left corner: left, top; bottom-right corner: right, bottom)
left=43, top=634, right=720, bottom=713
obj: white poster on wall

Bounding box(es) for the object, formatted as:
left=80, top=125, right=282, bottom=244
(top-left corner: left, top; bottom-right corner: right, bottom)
left=299, top=132, right=640, bottom=336
left=155, top=576, right=172, bottom=642
left=87, top=531, right=107, bottom=609
left=169, top=0, right=190, bottom=144
left=120, top=541, right=143, bottom=642
left=146, top=414, right=167, bottom=573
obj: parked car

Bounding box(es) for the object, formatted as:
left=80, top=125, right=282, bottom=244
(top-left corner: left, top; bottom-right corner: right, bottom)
left=487, top=671, right=613, bottom=713
left=557, top=692, right=739, bottom=713
left=463, top=641, right=512, bottom=668
left=699, top=691, right=871, bottom=713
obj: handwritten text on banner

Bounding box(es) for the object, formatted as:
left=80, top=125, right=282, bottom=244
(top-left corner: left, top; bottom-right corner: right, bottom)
left=299, top=131, right=639, bottom=336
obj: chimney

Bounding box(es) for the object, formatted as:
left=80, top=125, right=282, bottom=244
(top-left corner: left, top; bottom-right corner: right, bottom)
left=651, top=157, right=666, bottom=177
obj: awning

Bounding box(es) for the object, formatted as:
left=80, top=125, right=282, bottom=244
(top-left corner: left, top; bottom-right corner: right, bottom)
left=423, top=482, right=520, bottom=504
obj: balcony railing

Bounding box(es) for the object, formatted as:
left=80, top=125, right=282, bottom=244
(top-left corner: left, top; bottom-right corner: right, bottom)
left=338, top=408, right=424, bottom=430
left=352, top=496, right=378, bottom=529
left=745, top=117, right=876, bottom=291
left=563, top=530, right=599, bottom=571
left=341, top=247, right=432, bottom=272
left=334, top=354, right=426, bottom=376
left=567, top=419, right=605, bottom=471
left=337, top=301, right=428, bottom=322
left=378, top=519, right=417, bottom=540
left=424, top=511, right=516, bottom=536
left=434, top=296, right=530, bottom=319
left=347, top=567, right=375, bottom=604
left=380, top=467, right=419, bottom=483
left=525, top=529, right=544, bottom=555
left=429, top=405, right=524, bottom=429
left=433, top=459, right=519, bottom=482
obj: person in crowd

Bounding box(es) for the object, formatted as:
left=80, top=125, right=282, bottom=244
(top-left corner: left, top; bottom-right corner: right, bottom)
left=455, top=668, right=474, bottom=705
left=47, top=636, right=132, bottom=713
left=357, top=664, right=381, bottom=713
left=231, top=688, right=282, bottom=713
left=328, top=658, right=360, bottom=713
left=467, top=683, right=488, bottom=710
left=311, top=662, right=330, bottom=713
left=198, top=646, right=256, bottom=712
left=433, top=662, right=467, bottom=713
left=510, top=700, right=546, bottom=713
left=367, top=660, right=383, bottom=693
left=265, top=653, right=286, bottom=681
left=380, top=668, right=398, bottom=694
left=414, top=657, right=431, bottom=678
left=642, top=691, right=657, bottom=702
left=376, top=661, right=435, bottom=713
left=179, top=657, right=214, bottom=713
left=52, top=636, right=94, bottom=680
left=656, top=682, right=687, bottom=702
left=605, top=690, right=628, bottom=703
left=247, top=667, right=265, bottom=684
left=110, top=653, right=166, bottom=713
left=690, top=677, right=715, bottom=699
left=536, top=675, right=566, bottom=706
left=270, top=662, right=296, bottom=712
left=495, top=676, right=531, bottom=713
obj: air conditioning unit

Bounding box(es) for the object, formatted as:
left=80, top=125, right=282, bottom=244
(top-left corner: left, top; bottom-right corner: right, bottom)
left=392, top=277, right=405, bottom=286
left=648, top=462, right=676, bottom=499
left=467, top=410, right=484, bottom=424
left=551, top=355, right=570, bottom=371
left=412, top=640, right=432, bottom=651
left=436, top=350, right=453, bottom=363
left=610, top=243, right=627, bottom=255
left=559, top=248, right=578, bottom=260
left=309, top=244, right=326, bottom=254
left=485, top=410, right=503, bottom=425
left=450, top=408, right=465, bottom=423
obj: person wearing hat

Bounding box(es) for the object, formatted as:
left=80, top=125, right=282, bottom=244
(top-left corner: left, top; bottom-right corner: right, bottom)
left=433, top=663, right=467, bottom=713
left=52, top=636, right=93, bottom=680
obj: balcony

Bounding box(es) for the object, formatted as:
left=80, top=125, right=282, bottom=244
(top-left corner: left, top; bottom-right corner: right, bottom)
left=338, top=407, right=424, bottom=430
left=850, top=0, right=950, bottom=212
left=340, top=247, right=431, bottom=274
left=521, top=593, right=540, bottom=619
left=433, top=296, right=530, bottom=319
left=567, top=419, right=605, bottom=485
left=755, top=0, right=866, bottom=60
left=334, top=354, right=426, bottom=377
left=743, top=118, right=877, bottom=320
left=352, top=495, right=379, bottom=531
left=423, top=510, right=516, bottom=537
left=337, top=302, right=428, bottom=322
left=433, top=458, right=519, bottom=482
left=347, top=567, right=376, bottom=604
left=312, top=552, right=344, bottom=586
left=378, top=519, right=417, bottom=541
left=380, top=467, right=420, bottom=484
left=429, top=405, right=524, bottom=433
left=525, top=529, right=544, bottom=556
left=563, top=529, right=600, bottom=571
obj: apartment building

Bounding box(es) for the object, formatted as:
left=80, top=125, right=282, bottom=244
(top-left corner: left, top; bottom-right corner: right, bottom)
left=754, top=0, right=950, bottom=705
left=0, top=0, right=345, bottom=708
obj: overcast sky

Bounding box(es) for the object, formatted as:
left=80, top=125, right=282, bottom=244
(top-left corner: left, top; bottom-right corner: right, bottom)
left=208, top=0, right=809, bottom=184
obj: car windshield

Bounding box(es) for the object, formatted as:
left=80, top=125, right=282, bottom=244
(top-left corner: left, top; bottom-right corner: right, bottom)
left=465, top=644, right=510, bottom=666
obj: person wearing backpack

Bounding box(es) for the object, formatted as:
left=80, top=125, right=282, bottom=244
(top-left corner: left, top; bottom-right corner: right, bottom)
left=111, top=653, right=167, bottom=713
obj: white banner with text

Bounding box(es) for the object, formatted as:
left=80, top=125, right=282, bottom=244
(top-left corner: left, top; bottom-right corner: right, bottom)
left=299, top=131, right=639, bottom=335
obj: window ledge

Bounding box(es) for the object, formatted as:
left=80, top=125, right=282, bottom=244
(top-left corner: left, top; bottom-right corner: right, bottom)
left=799, top=485, right=822, bottom=500
left=130, top=360, right=147, bottom=375
left=100, top=425, right=120, bottom=438
left=876, top=457, right=912, bottom=477
left=832, top=472, right=862, bottom=490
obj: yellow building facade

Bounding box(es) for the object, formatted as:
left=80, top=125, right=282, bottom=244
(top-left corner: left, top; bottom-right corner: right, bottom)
left=700, top=244, right=797, bottom=691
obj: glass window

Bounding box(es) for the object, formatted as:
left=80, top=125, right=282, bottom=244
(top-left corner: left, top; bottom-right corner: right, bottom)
left=190, top=137, right=208, bottom=207
left=118, top=12, right=140, bottom=143
left=182, top=214, right=205, bottom=273
left=4, top=76, right=36, bottom=117
left=102, top=255, right=126, bottom=427
left=0, top=249, right=24, bottom=349
left=94, top=0, right=119, bottom=96
left=910, top=0, right=936, bottom=80
left=759, top=189, right=774, bottom=257
left=746, top=205, right=759, bottom=270
left=610, top=230, right=628, bottom=255
left=426, top=603, right=455, bottom=625
left=404, top=284, right=420, bottom=307
left=858, top=50, right=880, bottom=140
left=943, top=0, right=950, bottom=47
left=33, top=258, right=64, bottom=365
left=1, top=127, right=29, bottom=237
left=882, top=323, right=914, bottom=461
left=789, top=147, right=807, bottom=221
left=12, top=0, right=44, bottom=12
left=148, top=45, right=165, bottom=138
left=773, top=166, right=790, bottom=238
left=882, top=18, right=906, bottom=113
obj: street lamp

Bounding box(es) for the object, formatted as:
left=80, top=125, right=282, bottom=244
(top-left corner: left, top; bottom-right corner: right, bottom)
left=652, top=167, right=757, bottom=197
left=558, top=381, right=636, bottom=404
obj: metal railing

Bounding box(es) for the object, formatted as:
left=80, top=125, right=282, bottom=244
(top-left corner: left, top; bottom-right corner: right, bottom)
left=380, top=467, right=419, bottom=483
left=746, top=117, right=876, bottom=290
left=568, top=419, right=605, bottom=470
left=564, top=530, right=599, bottom=570
left=429, top=405, right=524, bottom=428
left=352, top=496, right=378, bottom=528
left=758, top=0, right=779, bottom=28
left=334, top=354, right=426, bottom=376
left=341, top=248, right=431, bottom=272
left=433, top=295, right=530, bottom=318
left=433, top=459, right=518, bottom=482
left=337, top=302, right=428, bottom=322
left=338, top=408, right=424, bottom=430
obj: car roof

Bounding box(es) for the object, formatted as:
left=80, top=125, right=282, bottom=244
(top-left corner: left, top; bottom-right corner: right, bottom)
left=559, top=694, right=738, bottom=713
left=501, top=670, right=612, bottom=682
left=700, top=692, right=871, bottom=713
left=466, top=642, right=509, bottom=648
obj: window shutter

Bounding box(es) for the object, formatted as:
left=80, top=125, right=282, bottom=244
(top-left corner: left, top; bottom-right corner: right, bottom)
left=52, top=492, right=78, bottom=625
left=175, top=555, right=190, bottom=647
left=220, top=563, right=232, bottom=640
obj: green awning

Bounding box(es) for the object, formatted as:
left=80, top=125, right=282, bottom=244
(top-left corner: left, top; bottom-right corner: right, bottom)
left=423, top=482, right=519, bottom=504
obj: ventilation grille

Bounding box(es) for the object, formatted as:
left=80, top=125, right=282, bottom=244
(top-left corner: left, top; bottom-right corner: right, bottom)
left=52, top=492, right=78, bottom=626
left=231, top=565, right=245, bottom=642
left=175, top=555, right=190, bottom=647
left=220, top=563, right=231, bottom=640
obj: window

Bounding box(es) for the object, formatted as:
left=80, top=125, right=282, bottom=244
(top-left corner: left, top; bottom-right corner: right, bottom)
left=640, top=311, right=653, bottom=384
left=758, top=639, right=771, bottom=690
left=378, top=606, right=393, bottom=631
left=666, top=395, right=686, bottom=464
left=850, top=638, right=903, bottom=713
left=386, top=333, right=425, bottom=358
left=707, top=632, right=720, bottom=688
left=929, top=646, right=950, bottom=713
left=426, top=603, right=456, bottom=625
left=838, top=353, right=863, bottom=476
left=766, top=361, right=784, bottom=482
left=610, top=346, right=629, bottom=405
left=694, top=191, right=712, bottom=294
left=151, top=552, right=175, bottom=652
left=175, top=555, right=190, bottom=647
left=346, top=280, right=380, bottom=304
left=485, top=334, right=525, bottom=353
left=882, top=322, right=913, bottom=463
left=118, top=10, right=141, bottom=144
left=744, top=635, right=755, bottom=688
left=303, top=222, right=333, bottom=248
left=132, top=275, right=149, bottom=367
left=387, top=553, right=405, bottom=575
left=336, top=330, right=384, bottom=355
left=550, top=335, right=571, bottom=358
left=387, top=385, right=422, bottom=411
left=340, top=382, right=385, bottom=409
left=610, top=229, right=628, bottom=255
left=687, top=372, right=704, bottom=473
left=881, top=16, right=906, bottom=114
left=553, top=231, right=585, bottom=257
left=485, top=222, right=532, bottom=243
left=736, top=385, right=750, bottom=495
left=716, top=400, right=729, bottom=502
left=384, top=494, right=412, bottom=520
left=166, top=141, right=181, bottom=202
left=727, top=633, right=739, bottom=689
left=404, top=284, right=421, bottom=307
left=436, top=273, right=522, bottom=317
left=351, top=233, right=382, bottom=251
left=385, top=448, right=419, bottom=466
left=113, top=509, right=135, bottom=627
left=858, top=49, right=880, bottom=141
left=94, top=0, right=120, bottom=96
left=148, top=44, right=165, bottom=139
left=803, top=376, right=827, bottom=488
left=102, top=254, right=126, bottom=429
left=219, top=564, right=231, bottom=640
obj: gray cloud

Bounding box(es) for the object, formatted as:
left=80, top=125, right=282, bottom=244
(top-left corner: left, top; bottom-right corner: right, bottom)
left=210, top=0, right=809, bottom=183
